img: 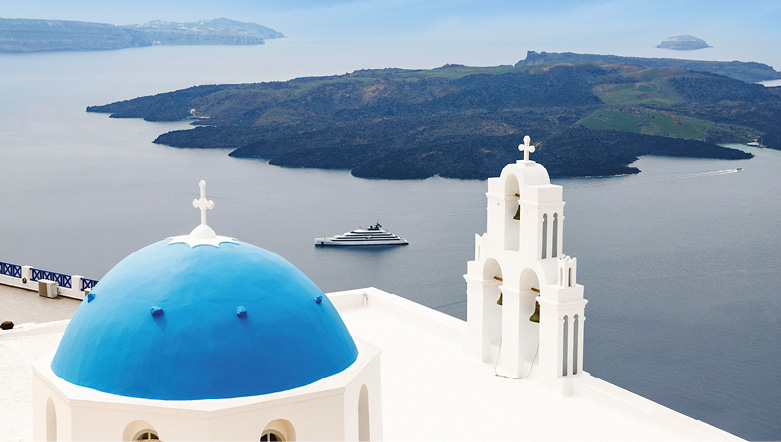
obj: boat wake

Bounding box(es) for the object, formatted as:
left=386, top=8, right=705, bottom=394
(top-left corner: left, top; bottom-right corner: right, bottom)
left=563, top=168, right=742, bottom=189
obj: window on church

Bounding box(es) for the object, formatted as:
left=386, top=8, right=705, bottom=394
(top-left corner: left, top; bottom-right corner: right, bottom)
left=261, top=431, right=285, bottom=441
left=262, top=419, right=294, bottom=441
left=133, top=431, right=159, bottom=441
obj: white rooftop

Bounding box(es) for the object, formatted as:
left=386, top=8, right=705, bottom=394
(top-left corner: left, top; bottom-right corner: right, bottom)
left=0, top=286, right=741, bottom=441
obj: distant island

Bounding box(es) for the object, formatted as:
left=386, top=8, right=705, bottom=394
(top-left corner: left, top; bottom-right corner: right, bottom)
left=87, top=52, right=781, bottom=180
left=657, top=35, right=711, bottom=50
left=0, top=17, right=283, bottom=52
left=123, top=18, right=283, bottom=46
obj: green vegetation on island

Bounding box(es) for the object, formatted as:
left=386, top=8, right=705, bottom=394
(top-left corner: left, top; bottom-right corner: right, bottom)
left=86, top=55, right=781, bottom=180
left=0, top=18, right=283, bottom=53
left=517, top=51, right=781, bottom=83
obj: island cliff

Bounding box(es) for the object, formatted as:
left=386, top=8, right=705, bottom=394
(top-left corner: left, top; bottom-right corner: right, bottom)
left=0, top=18, right=150, bottom=52
left=87, top=57, right=779, bottom=180
left=121, top=18, right=284, bottom=46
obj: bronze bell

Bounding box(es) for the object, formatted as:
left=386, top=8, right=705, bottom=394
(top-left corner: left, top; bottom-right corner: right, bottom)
left=513, top=205, right=521, bottom=220
left=493, top=276, right=504, bottom=305
left=529, top=301, right=540, bottom=323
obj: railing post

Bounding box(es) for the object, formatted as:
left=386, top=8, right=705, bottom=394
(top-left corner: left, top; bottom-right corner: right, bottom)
left=21, top=265, right=33, bottom=288
left=72, top=275, right=83, bottom=293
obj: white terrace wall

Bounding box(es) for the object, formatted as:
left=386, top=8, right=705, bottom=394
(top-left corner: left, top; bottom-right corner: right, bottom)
left=0, top=261, right=96, bottom=300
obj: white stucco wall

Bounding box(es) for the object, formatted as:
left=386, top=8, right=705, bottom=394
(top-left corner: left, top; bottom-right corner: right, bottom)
left=32, top=341, right=382, bottom=442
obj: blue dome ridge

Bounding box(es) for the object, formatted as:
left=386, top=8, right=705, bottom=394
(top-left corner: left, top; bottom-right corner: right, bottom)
left=51, top=239, right=358, bottom=400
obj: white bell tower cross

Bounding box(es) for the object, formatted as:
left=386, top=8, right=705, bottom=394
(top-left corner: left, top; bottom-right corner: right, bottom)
left=464, top=136, right=587, bottom=389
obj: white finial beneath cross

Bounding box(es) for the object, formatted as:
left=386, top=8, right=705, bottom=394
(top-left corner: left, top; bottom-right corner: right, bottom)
left=168, top=180, right=238, bottom=248
left=193, top=179, right=214, bottom=227
left=519, top=135, right=535, bottom=161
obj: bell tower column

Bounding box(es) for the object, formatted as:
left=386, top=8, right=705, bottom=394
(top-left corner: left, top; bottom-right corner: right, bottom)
left=537, top=256, right=586, bottom=380
left=465, top=269, right=503, bottom=363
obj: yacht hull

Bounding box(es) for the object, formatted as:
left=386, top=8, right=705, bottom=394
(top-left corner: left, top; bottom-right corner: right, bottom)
left=315, top=239, right=408, bottom=246
left=314, top=223, right=408, bottom=247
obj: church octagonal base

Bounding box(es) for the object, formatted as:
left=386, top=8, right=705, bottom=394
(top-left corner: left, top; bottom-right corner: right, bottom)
left=33, top=340, right=382, bottom=442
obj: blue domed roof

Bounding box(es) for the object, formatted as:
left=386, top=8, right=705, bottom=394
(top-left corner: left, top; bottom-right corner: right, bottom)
left=51, top=238, right=358, bottom=400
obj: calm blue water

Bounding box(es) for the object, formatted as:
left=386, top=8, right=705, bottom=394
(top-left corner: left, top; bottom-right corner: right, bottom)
left=0, top=42, right=779, bottom=440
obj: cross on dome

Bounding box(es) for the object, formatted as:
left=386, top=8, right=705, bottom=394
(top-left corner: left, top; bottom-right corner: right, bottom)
left=168, top=180, right=238, bottom=248
left=193, top=179, right=214, bottom=226
left=519, top=135, right=535, bottom=161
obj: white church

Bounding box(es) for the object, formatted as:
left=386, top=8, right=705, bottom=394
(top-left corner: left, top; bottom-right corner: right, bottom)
left=14, top=137, right=740, bottom=441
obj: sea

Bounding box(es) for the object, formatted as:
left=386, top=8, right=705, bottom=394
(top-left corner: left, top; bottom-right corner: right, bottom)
left=0, top=40, right=779, bottom=440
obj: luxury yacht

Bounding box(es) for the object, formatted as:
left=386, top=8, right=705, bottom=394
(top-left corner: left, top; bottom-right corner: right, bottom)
left=315, top=223, right=408, bottom=246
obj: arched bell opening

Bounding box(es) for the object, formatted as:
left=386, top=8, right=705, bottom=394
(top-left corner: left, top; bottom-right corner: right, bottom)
left=573, top=314, right=579, bottom=375
left=552, top=213, right=559, bottom=258
left=562, top=315, right=569, bottom=377
left=482, top=258, right=504, bottom=361
left=503, top=174, right=520, bottom=251
left=518, top=268, right=541, bottom=368
left=541, top=214, right=548, bottom=259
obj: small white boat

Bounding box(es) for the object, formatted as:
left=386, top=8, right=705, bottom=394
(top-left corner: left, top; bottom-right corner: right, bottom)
left=315, top=223, right=408, bottom=246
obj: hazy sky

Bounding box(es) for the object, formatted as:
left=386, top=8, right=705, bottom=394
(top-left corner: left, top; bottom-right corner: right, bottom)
left=3, top=0, right=780, bottom=66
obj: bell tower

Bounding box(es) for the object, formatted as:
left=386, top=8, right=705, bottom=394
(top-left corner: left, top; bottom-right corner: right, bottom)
left=464, top=136, right=587, bottom=386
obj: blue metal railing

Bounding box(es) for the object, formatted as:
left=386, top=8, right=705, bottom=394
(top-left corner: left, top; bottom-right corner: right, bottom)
left=81, top=278, right=99, bottom=291
left=1, top=260, right=99, bottom=292
left=31, top=268, right=72, bottom=289
left=0, top=261, right=22, bottom=278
